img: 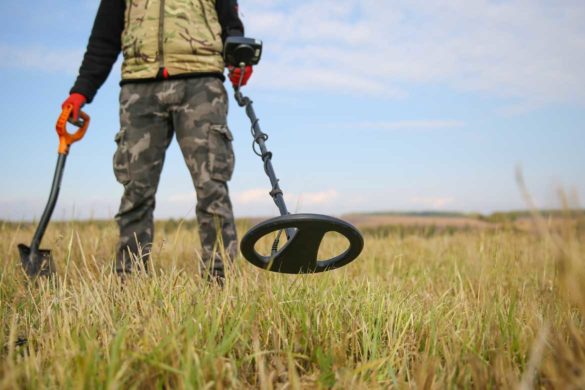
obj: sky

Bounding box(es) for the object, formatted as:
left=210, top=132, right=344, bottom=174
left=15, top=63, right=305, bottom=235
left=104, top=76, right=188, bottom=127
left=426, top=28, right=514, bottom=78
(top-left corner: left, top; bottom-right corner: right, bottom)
left=0, top=0, right=584, bottom=221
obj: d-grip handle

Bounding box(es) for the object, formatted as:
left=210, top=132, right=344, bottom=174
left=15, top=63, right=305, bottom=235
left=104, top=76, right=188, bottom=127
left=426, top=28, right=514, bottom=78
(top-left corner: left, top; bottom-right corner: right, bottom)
left=56, top=104, right=90, bottom=154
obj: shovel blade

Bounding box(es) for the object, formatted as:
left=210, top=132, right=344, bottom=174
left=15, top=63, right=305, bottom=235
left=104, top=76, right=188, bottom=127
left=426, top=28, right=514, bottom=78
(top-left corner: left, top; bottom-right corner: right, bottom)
left=18, top=244, right=56, bottom=278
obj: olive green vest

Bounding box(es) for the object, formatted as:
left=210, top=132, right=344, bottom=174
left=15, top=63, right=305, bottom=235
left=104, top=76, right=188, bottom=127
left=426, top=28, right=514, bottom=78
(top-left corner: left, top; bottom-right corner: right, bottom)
left=121, top=0, right=224, bottom=80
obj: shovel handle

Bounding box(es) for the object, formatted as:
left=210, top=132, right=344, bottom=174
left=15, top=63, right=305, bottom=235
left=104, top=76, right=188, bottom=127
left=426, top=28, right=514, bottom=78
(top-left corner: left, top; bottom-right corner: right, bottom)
left=56, top=104, right=90, bottom=154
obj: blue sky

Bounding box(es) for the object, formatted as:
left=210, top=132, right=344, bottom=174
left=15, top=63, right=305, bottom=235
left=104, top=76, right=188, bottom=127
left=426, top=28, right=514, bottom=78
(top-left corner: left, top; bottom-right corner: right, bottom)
left=0, top=0, right=584, bottom=220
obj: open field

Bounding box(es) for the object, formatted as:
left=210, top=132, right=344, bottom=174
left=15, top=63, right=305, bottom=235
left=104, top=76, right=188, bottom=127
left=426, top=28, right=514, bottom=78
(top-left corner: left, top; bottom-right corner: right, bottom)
left=342, top=210, right=585, bottom=233
left=1, top=213, right=585, bottom=388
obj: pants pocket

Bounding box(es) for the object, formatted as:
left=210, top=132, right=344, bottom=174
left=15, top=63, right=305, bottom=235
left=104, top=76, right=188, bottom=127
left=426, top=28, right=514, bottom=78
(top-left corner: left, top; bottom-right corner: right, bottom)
left=208, top=124, right=235, bottom=182
left=113, top=129, right=131, bottom=185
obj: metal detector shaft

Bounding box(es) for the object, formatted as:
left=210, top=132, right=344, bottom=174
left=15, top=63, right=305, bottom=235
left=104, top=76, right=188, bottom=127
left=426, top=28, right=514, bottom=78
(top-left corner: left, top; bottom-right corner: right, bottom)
left=234, top=89, right=295, bottom=239
left=30, top=153, right=67, bottom=253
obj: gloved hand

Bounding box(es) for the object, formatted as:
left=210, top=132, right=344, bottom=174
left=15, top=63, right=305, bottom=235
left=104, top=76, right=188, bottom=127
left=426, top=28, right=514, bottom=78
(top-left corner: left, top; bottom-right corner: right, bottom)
left=61, top=93, right=87, bottom=121
left=228, top=65, right=253, bottom=88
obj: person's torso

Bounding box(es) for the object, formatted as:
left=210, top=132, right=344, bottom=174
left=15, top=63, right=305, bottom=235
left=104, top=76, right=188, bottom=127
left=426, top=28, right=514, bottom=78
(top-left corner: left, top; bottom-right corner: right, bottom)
left=121, top=0, right=224, bottom=80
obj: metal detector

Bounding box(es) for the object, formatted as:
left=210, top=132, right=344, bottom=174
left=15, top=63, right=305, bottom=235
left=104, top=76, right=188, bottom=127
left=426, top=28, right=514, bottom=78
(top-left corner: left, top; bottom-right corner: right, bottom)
left=225, top=37, right=364, bottom=274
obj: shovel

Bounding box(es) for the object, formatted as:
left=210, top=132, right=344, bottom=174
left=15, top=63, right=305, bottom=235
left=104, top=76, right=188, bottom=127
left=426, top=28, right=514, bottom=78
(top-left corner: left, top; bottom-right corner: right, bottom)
left=18, top=105, right=90, bottom=278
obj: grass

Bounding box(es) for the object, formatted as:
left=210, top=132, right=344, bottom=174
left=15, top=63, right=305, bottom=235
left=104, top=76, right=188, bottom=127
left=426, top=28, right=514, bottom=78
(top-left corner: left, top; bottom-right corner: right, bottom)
left=1, top=214, right=584, bottom=389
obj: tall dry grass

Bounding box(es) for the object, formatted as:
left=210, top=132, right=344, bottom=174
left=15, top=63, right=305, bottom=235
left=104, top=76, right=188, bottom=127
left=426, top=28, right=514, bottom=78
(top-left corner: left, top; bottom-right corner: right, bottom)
left=0, top=214, right=584, bottom=388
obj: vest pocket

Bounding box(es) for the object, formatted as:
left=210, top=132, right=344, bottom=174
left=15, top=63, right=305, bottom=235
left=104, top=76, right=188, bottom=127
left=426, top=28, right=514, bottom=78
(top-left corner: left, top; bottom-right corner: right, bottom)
left=208, top=124, right=235, bottom=182
left=197, top=0, right=215, bottom=38
left=122, top=0, right=156, bottom=67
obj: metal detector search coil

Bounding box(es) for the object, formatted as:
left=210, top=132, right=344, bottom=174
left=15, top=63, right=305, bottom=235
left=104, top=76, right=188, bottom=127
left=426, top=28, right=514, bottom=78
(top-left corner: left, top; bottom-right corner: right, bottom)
left=225, top=37, right=364, bottom=274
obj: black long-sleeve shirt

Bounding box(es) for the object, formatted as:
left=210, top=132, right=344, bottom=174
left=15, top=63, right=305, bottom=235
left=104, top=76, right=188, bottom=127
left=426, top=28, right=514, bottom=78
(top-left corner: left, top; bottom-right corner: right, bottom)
left=71, top=0, right=244, bottom=103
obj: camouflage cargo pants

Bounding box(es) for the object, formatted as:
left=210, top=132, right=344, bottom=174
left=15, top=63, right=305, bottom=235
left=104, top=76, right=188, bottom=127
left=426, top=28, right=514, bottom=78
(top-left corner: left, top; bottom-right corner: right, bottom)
left=113, top=77, right=237, bottom=276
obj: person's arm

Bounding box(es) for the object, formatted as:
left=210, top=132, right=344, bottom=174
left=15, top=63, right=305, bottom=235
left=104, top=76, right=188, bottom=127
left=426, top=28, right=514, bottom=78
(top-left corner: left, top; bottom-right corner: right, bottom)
left=70, top=0, right=125, bottom=103
left=215, top=0, right=244, bottom=43
left=216, top=0, right=251, bottom=87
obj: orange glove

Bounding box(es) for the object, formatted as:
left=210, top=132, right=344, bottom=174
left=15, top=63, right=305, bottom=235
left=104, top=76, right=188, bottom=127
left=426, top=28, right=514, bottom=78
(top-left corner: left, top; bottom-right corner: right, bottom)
left=61, top=93, right=86, bottom=121
left=228, top=65, right=253, bottom=87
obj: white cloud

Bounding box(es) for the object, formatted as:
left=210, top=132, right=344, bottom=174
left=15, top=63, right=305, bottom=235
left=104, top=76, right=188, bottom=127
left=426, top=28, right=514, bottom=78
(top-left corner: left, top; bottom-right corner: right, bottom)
left=0, top=44, right=83, bottom=73
left=243, top=0, right=585, bottom=106
left=168, top=192, right=196, bottom=203
left=7, top=1, right=582, bottom=107
left=233, top=188, right=268, bottom=204
left=0, top=197, right=119, bottom=221
left=163, top=188, right=340, bottom=216
left=233, top=188, right=338, bottom=206
left=409, top=196, right=455, bottom=209
left=296, top=189, right=339, bottom=205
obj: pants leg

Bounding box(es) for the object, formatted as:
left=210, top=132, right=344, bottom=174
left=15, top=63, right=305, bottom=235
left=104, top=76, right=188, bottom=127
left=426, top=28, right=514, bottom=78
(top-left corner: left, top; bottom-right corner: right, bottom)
left=173, top=78, right=238, bottom=277
left=114, top=83, right=174, bottom=273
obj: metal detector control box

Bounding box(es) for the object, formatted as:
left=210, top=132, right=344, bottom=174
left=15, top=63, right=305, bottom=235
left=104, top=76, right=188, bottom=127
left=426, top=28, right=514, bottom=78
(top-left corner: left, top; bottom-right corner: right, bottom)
left=224, top=37, right=263, bottom=67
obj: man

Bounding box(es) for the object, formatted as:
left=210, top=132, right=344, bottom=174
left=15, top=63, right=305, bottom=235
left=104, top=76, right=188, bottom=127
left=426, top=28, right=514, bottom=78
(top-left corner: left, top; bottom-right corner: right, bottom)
left=63, top=0, right=253, bottom=281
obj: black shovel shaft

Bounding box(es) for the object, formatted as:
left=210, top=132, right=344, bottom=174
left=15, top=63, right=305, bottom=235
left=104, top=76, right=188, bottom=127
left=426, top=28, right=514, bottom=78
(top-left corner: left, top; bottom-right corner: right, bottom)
left=30, top=153, right=67, bottom=252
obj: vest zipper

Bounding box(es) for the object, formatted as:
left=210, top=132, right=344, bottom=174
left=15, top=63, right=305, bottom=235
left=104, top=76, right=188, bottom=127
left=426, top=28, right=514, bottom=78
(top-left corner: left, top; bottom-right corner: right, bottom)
left=197, top=0, right=215, bottom=38
left=158, top=0, right=165, bottom=68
